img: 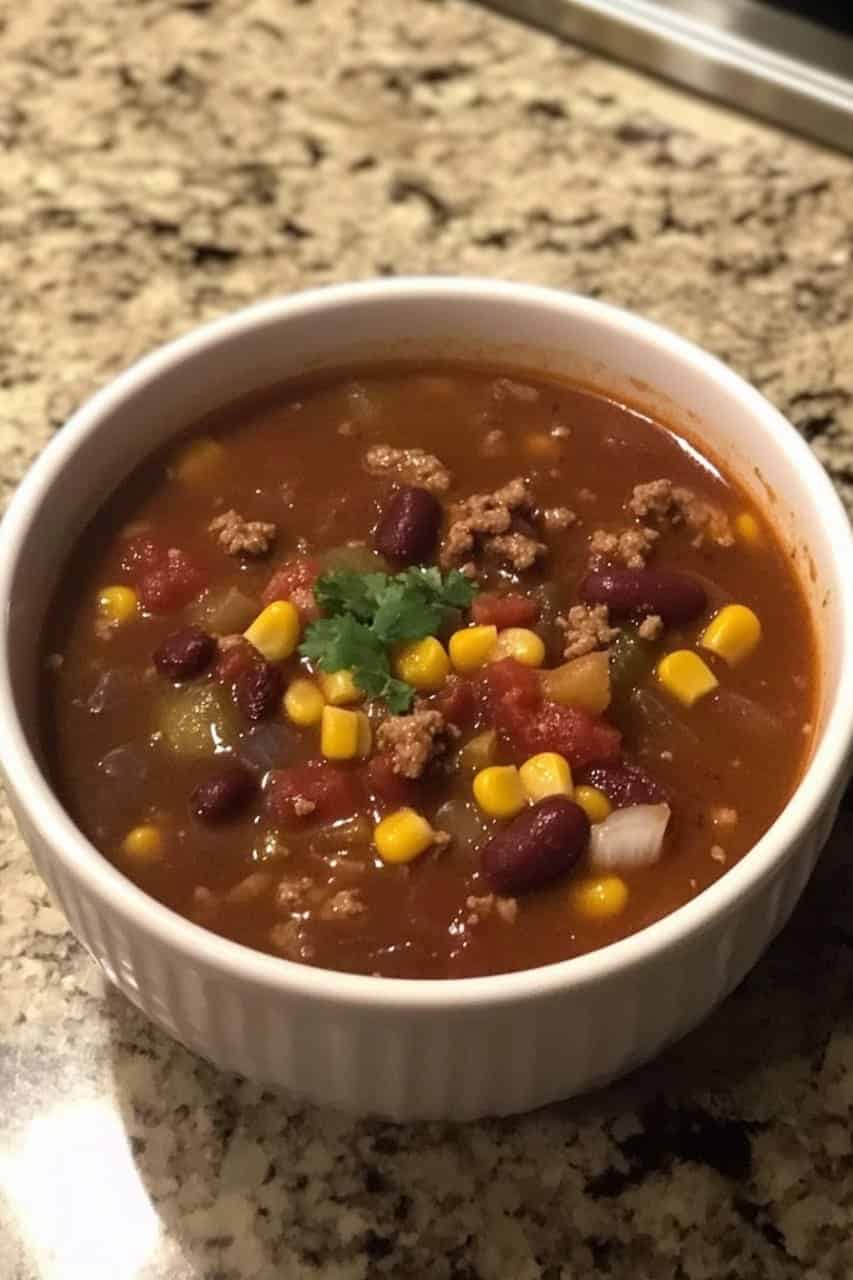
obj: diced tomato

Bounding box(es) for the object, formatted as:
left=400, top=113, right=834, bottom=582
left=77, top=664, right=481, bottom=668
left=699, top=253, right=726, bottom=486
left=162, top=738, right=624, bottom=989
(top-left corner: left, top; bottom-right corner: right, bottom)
left=365, top=753, right=421, bottom=810
left=120, top=535, right=204, bottom=614
left=119, top=534, right=162, bottom=576
left=472, top=592, right=540, bottom=629
left=213, top=637, right=261, bottom=688
left=262, top=555, right=321, bottom=618
left=499, top=693, right=621, bottom=769
left=579, top=761, right=667, bottom=807
left=479, top=657, right=541, bottom=712
left=265, top=761, right=364, bottom=825
left=138, top=549, right=202, bottom=613
left=427, top=675, right=477, bottom=727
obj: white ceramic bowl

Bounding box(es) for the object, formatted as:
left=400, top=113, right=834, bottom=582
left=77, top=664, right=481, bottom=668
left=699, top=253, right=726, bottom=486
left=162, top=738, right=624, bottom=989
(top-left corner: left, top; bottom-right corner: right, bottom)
left=1, top=279, right=851, bottom=1121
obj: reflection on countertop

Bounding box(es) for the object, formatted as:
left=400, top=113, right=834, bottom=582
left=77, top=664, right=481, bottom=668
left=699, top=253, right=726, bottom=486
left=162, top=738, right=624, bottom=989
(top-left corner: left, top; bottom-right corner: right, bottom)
left=2, top=1095, right=160, bottom=1280
left=1, top=0, right=852, bottom=1277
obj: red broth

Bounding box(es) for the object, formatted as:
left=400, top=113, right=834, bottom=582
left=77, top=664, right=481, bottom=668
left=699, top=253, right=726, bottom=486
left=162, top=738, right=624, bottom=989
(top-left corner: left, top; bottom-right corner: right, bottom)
left=41, top=363, right=817, bottom=978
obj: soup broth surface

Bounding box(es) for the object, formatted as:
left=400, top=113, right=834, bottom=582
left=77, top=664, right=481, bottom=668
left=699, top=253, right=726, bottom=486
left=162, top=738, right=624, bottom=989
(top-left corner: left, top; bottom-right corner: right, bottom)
left=43, top=363, right=817, bottom=978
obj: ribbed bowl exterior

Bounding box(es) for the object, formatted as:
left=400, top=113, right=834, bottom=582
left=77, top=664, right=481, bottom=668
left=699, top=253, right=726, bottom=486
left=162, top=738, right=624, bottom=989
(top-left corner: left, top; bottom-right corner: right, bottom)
left=3, top=281, right=852, bottom=1123
left=14, top=793, right=836, bottom=1121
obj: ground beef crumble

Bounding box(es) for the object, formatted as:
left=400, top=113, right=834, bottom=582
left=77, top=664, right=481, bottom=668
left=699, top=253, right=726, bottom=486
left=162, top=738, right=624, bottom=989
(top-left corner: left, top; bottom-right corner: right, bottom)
left=558, top=604, right=620, bottom=660
left=226, top=871, right=273, bottom=904
left=465, top=893, right=519, bottom=925
left=292, top=796, right=317, bottom=817
left=440, top=476, right=545, bottom=572
left=481, top=427, right=507, bottom=457
left=269, top=919, right=314, bottom=960
left=492, top=377, right=539, bottom=402
left=542, top=506, right=575, bottom=532
left=637, top=613, right=664, bottom=641
left=628, top=479, right=733, bottom=547
left=319, top=889, right=366, bottom=920
left=588, top=525, right=660, bottom=569
left=363, top=444, right=452, bottom=493
left=209, top=509, right=277, bottom=556
left=275, top=876, right=313, bottom=909
left=376, top=709, right=459, bottom=779
left=485, top=530, right=546, bottom=571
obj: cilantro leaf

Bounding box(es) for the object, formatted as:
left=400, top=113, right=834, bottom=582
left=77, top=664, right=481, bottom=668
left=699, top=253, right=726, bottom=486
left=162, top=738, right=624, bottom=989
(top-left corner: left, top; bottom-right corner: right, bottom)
left=298, top=565, right=478, bottom=711
left=371, top=583, right=442, bottom=645
left=313, top=571, right=388, bottom=622
left=436, top=568, right=479, bottom=608
left=299, top=613, right=373, bottom=672
left=297, top=616, right=349, bottom=670
left=395, top=566, right=477, bottom=608
left=382, top=677, right=416, bottom=714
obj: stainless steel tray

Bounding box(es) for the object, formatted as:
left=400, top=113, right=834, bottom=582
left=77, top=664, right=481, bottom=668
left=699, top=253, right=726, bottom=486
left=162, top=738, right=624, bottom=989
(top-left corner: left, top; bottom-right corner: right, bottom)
left=478, top=0, right=853, bottom=153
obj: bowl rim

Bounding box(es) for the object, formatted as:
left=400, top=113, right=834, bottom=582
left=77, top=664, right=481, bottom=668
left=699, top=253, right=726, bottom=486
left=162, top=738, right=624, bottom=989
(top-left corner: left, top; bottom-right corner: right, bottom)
left=1, top=276, right=852, bottom=1011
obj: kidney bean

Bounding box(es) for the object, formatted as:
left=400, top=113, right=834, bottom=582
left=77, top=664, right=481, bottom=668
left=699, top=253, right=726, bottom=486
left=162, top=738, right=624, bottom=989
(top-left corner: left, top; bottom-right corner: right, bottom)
left=481, top=795, right=590, bottom=895
left=581, top=761, right=667, bottom=807
left=191, top=764, right=256, bottom=823
left=375, top=486, right=442, bottom=564
left=154, top=626, right=216, bottom=681
left=214, top=636, right=261, bottom=687
left=235, top=661, right=284, bottom=721
left=580, top=568, right=706, bottom=625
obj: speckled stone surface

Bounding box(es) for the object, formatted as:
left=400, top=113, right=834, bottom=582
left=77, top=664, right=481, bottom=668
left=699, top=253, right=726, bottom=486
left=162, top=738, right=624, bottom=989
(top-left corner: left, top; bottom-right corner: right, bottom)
left=1, top=2, right=852, bottom=1277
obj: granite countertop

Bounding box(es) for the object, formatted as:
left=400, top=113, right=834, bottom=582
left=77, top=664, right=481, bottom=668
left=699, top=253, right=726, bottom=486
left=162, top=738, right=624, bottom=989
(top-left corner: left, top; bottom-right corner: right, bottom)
left=2, top=2, right=853, bottom=1277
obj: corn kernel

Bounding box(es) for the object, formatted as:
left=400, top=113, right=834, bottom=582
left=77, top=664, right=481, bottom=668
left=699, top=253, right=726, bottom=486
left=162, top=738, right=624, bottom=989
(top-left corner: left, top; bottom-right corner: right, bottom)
left=460, top=729, right=498, bottom=773
left=320, top=705, right=369, bottom=760
left=122, top=824, right=162, bottom=860
left=734, top=512, right=762, bottom=546
left=656, top=649, right=719, bottom=707
left=96, top=585, right=138, bottom=626
left=171, top=435, right=227, bottom=487
left=449, top=625, right=497, bottom=674
left=318, top=668, right=363, bottom=706
left=574, top=784, right=612, bottom=824
left=572, top=875, right=629, bottom=920
left=374, top=807, right=437, bottom=864
left=699, top=604, right=762, bottom=666
left=284, top=677, right=325, bottom=726
left=393, top=636, right=450, bottom=692
left=355, top=710, right=372, bottom=758
left=491, top=627, right=546, bottom=669
left=244, top=600, right=300, bottom=662
left=473, top=765, right=527, bottom=819
left=519, top=752, right=573, bottom=802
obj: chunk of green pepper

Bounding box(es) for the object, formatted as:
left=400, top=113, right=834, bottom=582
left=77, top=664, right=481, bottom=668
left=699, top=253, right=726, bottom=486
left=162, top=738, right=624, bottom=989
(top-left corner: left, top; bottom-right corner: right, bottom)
left=609, top=626, right=660, bottom=709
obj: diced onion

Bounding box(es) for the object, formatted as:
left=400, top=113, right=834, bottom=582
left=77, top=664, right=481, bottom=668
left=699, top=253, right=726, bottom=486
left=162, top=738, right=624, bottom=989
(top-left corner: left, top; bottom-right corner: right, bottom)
left=238, top=723, right=299, bottom=774
left=434, top=797, right=488, bottom=848
left=588, top=803, right=671, bottom=871
left=86, top=668, right=137, bottom=715
left=189, top=586, right=259, bottom=636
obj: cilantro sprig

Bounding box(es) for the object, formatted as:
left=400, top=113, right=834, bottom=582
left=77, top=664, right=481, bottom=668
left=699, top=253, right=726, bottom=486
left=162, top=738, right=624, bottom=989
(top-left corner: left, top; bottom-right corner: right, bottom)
left=299, top=567, right=477, bottom=712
